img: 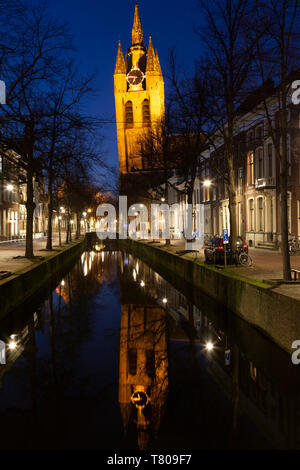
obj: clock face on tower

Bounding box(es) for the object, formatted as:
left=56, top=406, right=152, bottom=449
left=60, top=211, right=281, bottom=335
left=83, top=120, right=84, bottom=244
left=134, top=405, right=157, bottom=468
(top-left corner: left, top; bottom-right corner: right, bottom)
left=127, top=67, right=145, bottom=86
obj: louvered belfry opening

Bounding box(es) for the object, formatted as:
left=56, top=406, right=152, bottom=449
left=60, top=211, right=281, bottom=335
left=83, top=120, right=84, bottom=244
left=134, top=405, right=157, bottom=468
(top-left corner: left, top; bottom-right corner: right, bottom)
left=142, top=99, right=150, bottom=127
left=125, top=101, right=134, bottom=128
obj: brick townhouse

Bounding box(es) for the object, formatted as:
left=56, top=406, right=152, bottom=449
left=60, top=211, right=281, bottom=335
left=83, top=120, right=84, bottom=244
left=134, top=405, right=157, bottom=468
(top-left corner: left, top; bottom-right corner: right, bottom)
left=200, top=79, right=300, bottom=248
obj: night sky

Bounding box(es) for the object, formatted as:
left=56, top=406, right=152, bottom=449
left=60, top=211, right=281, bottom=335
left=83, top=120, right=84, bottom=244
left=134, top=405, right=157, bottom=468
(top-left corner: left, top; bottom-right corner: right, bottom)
left=48, top=0, right=203, bottom=170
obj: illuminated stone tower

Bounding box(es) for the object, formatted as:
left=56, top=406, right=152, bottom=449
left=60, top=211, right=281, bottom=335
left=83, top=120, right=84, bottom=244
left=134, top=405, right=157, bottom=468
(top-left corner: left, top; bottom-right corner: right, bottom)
left=119, top=304, right=168, bottom=449
left=114, top=2, right=165, bottom=174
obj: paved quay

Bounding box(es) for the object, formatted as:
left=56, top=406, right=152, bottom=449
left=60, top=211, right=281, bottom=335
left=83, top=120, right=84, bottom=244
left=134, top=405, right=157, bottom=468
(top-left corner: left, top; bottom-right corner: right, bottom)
left=139, top=239, right=300, bottom=302
left=0, top=233, right=82, bottom=276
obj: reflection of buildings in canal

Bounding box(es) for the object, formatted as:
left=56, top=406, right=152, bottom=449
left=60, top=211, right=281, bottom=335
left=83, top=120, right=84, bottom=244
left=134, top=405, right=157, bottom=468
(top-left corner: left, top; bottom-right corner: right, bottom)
left=56, top=250, right=119, bottom=304
left=119, top=304, right=168, bottom=450
left=0, top=312, right=39, bottom=389
left=122, top=251, right=300, bottom=448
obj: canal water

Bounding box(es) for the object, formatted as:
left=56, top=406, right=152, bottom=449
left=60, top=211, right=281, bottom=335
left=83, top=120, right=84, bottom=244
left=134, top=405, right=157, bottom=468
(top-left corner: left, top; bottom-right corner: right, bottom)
left=0, top=249, right=299, bottom=450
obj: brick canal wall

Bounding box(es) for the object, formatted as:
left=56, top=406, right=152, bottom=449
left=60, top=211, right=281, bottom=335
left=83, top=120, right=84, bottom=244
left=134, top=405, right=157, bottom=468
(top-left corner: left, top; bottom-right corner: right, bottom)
left=121, top=239, right=300, bottom=354
left=0, top=238, right=86, bottom=320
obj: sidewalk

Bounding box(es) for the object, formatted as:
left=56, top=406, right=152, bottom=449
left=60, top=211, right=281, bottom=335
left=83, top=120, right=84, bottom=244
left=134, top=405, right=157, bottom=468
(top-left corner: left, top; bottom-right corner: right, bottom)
left=142, top=239, right=300, bottom=301
left=0, top=233, right=80, bottom=276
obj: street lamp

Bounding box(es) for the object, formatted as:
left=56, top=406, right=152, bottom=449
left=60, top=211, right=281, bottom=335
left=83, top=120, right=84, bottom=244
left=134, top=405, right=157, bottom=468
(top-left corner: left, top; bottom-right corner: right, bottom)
left=203, top=179, right=212, bottom=187
left=6, top=184, right=13, bottom=191
left=206, top=341, right=214, bottom=351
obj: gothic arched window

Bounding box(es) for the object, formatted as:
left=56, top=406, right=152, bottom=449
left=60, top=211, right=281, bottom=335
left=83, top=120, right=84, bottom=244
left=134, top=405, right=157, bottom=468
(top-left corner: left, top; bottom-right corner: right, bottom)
left=142, top=99, right=150, bottom=127
left=125, top=101, right=133, bottom=128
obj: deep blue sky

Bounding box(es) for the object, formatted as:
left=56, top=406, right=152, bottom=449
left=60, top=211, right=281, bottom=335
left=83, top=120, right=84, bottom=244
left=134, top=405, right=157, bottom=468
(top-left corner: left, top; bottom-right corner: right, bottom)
left=48, top=0, right=203, bottom=170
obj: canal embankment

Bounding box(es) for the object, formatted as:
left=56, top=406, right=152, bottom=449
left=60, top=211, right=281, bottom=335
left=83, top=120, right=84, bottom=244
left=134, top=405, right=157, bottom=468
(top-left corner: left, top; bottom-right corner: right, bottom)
left=0, top=237, right=85, bottom=319
left=120, top=239, right=300, bottom=354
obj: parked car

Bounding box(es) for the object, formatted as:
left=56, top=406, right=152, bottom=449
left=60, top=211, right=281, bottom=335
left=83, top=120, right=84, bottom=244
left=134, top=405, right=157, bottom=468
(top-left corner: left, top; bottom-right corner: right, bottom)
left=204, top=236, right=248, bottom=263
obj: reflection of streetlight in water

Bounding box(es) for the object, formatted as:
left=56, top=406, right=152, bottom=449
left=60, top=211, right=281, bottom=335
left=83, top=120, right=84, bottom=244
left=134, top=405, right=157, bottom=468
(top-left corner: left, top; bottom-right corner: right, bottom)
left=8, top=341, right=17, bottom=350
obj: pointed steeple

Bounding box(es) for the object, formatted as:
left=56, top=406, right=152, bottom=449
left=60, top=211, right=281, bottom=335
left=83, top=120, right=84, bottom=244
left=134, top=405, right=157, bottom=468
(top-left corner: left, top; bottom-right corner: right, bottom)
left=132, top=2, right=144, bottom=46
left=114, top=40, right=126, bottom=74
left=146, top=36, right=156, bottom=72
left=155, top=49, right=163, bottom=76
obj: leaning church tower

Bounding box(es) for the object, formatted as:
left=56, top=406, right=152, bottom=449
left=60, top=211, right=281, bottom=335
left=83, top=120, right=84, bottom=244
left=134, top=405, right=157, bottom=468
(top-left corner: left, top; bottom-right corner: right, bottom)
left=114, top=2, right=165, bottom=174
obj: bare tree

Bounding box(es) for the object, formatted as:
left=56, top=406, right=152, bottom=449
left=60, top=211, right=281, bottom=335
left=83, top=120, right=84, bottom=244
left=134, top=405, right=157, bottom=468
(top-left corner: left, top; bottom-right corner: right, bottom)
left=37, top=63, right=98, bottom=250
left=255, top=0, right=300, bottom=280
left=196, top=0, right=260, bottom=255
left=0, top=0, right=72, bottom=258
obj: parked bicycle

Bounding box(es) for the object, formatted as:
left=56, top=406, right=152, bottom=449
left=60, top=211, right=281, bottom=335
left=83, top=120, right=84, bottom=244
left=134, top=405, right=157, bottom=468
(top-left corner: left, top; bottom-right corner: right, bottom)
left=238, top=251, right=253, bottom=266
left=288, top=237, right=300, bottom=256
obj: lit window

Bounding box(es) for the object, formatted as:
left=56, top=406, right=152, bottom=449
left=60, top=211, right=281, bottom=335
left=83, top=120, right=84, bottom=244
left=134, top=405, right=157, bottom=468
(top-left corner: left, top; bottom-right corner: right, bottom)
left=256, top=148, right=263, bottom=179
left=249, top=199, right=254, bottom=231
left=248, top=152, right=254, bottom=186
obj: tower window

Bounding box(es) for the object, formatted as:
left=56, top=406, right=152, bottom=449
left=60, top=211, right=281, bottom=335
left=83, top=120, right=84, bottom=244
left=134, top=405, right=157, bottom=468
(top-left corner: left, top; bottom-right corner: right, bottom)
left=128, top=348, right=137, bottom=375
left=125, top=101, right=133, bottom=128
left=142, top=99, right=150, bottom=127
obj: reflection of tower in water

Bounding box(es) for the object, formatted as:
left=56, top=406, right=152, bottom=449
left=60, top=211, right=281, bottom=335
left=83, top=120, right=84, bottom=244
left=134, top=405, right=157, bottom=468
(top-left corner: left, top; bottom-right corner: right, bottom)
left=119, top=304, right=168, bottom=450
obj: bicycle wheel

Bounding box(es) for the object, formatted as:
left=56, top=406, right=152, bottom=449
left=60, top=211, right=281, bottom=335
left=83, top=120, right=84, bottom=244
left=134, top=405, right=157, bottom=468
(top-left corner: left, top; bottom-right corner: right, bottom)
left=239, top=252, right=252, bottom=266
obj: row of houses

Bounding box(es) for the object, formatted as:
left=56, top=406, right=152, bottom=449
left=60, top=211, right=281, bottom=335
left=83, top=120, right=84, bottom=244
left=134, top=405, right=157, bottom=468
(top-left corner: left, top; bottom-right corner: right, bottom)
left=0, top=142, right=83, bottom=241
left=150, top=80, right=300, bottom=248
left=0, top=143, right=47, bottom=241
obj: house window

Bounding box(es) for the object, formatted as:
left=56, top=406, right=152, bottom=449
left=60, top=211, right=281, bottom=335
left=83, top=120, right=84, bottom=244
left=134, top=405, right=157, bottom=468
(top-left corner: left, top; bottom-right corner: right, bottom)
left=125, top=101, right=133, bottom=128
left=238, top=167, right=244, bottom=195
left=250, top=362, right=257, bottom=382
left=267, top=143, right=273, bottom=177
left=248, top=130, right=254, bottom=146
left=256, top=125, right=263, bottom=140
left=258, top=197, right=264, bottom=231
left=257, top=148, right=264, bottom=179
left=249, top=199, right=254, bottom=231
left=142, top=99, right=150, bottom=127
left=248, top=152, right=255, bottom=186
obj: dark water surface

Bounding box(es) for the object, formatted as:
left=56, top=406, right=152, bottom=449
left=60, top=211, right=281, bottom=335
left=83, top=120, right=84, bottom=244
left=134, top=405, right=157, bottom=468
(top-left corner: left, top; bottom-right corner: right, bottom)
left=0, top=250, right=299, bottom=450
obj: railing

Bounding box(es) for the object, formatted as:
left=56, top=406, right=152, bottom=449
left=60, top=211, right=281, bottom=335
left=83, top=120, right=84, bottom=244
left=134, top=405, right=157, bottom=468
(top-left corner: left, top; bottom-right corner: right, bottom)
left=255, top=176, right=276, bottom=189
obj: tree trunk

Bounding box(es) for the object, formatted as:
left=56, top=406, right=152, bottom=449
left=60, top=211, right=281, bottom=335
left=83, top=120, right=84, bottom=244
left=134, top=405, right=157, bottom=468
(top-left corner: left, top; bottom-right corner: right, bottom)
left=46, top=173, right=53, bottom=250
left=25, top=119, right=35, bottom=259
left=66, top=210, right=70, bottom=244
left=228, top=153, right=238, bottom=261
left=186, top=189, right=194, bottom=244
left=76, top=213, right=80, bottom=239
left=280, top=158, right=291, bottom=280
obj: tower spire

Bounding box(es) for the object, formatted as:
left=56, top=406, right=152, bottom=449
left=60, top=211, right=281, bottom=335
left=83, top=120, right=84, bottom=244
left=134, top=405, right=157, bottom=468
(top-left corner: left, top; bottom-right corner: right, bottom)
left=132, top=2, right=144, bottom=46
left=146, top=36, right=155, bottom=72
left=114, top=40, right=126, bottom=74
